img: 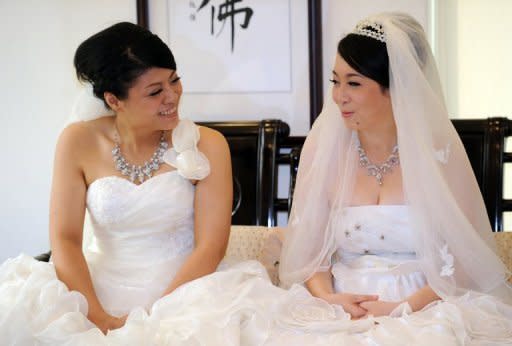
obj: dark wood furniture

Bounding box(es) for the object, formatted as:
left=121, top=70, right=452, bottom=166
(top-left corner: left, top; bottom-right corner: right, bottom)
left=452, top=118, right=512, bottom=231
left=198, top=120, right=290, bottom=226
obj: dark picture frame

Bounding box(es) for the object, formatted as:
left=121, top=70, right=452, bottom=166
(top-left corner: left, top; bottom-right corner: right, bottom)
left=136, top=0, right=323, bottom=128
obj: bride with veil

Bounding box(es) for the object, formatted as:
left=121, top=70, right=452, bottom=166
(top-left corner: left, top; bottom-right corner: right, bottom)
left=274, top=11, right=512, bottom=345
left=0, top=12, right=511, bottom=346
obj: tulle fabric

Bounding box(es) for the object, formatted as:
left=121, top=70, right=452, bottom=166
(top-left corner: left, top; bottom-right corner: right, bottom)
left=0, top=254, right=282, bottom=346
left=68, top=84, right=113, bottom=123
left=267, top=288, right=512, bottom=346
left=279, top=12, right=512, bottom=303
left=271, top=205, right=512, bottom=344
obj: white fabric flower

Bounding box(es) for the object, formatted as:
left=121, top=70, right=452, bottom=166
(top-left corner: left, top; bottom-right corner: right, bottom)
left=434, top=143, right=451, bottom=164
left=439, top=244, right=455, bottom=277
left=162, top=119, right=210, bottom=180
left=171, top=119, right=201, bottom=152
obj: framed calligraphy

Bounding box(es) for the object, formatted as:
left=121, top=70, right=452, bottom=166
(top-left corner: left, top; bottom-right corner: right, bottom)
left=137, top=0, right=322, bottom=134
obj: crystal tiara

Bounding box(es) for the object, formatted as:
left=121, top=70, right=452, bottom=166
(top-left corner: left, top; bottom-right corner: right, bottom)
left=352, top=20, right=385, bottom=43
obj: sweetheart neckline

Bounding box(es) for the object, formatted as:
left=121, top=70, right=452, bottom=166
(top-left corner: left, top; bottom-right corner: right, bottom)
left=344, top=204, right=407, bottom=209
left=88, top=170, right=179, bottom=190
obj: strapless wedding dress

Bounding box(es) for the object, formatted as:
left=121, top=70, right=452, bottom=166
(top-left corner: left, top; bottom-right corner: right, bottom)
left=265, top=206, right=512, bottom=345
left=331, top=205, right=427, bottom=300
left=0, top=169, right=285, bottom=345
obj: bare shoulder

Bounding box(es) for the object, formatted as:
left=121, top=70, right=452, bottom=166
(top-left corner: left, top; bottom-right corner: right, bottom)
left=197, top=126, right=230, bottom=156
left=55, top=117, right=112, bottom=162
left=57, top=122, right=94, bottom=154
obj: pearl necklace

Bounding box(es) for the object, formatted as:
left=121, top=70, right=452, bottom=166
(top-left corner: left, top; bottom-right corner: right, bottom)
left=357, top=144, right=399, bottom=185
left=111, top=131, right=168, bottom=183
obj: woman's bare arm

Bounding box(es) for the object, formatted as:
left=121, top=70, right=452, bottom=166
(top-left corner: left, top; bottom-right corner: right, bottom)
left=360, top=285, right=440, bottom=316
left=161, top=127, right=232, bottom=295
left=49, top=124, right=124, bottom=333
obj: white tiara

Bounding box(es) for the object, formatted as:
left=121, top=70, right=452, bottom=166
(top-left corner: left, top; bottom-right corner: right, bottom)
left=352, top=20, right=385, bottom=43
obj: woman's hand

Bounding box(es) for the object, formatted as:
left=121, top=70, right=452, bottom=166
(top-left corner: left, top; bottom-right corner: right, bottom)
left=322, top=292, right=379, bottom=319
left=91, top=313, right=127, bottom=334
left=359, top=300, right=401, bottom=317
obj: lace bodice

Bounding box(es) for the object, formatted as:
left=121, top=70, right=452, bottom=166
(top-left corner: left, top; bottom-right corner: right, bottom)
left=86, top=171, right=195, bottom=263
left=83, top=171, right=196, bottom=314
left=77, top=119, right=210, bottom=314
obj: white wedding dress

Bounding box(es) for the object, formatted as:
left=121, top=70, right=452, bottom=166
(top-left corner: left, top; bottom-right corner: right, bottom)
left=0, top=119, right=283, bottom=345
left=0, top=169, right=510, bottom=344
left=266, top=206, right=512, bottom=345
left=0, top=168, right=285, bottom=345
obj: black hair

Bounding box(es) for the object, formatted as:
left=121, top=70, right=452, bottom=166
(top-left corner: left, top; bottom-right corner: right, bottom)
left=337, top=33, right=389, bottom=88
left=74, top=22, right=176, bottom=108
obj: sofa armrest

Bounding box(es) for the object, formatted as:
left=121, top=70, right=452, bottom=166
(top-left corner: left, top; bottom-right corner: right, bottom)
left=225, top=226, right=283, bottom=285
left=495, top=232, right=512, bottom=283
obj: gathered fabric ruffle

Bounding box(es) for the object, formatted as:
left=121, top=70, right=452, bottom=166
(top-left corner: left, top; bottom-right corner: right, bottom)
left=1, top=254, right=512, bottom=345
left=162, top=119, right=210, bottom=180
left=0, top=254, right=285, bottom=346
left=266, top=284, right=512, bottom=345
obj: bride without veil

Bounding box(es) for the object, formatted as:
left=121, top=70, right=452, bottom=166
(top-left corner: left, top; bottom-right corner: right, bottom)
left=0, top=21, right=284, bottom=346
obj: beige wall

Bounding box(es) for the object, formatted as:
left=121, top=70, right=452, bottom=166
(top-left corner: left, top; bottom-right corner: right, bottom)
left=436, top=0, right=512, bottom=118
left=0, top=0, right=136, bottom=260
left=435, top=0, right=512, bottom=229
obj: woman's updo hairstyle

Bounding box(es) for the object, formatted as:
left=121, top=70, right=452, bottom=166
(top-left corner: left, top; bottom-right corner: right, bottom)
left=74, top=22, right=176, bottom=108
left=337, top=29, right=389, bottom=89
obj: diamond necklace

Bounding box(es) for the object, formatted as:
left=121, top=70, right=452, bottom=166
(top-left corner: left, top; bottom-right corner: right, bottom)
left=111, top=131, right=168, bottom=183
left=357, top=143, right=399, bottom=185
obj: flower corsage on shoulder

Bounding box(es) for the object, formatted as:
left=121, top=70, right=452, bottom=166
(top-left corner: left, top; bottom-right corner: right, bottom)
left=162, top=119, right=210, bottom=180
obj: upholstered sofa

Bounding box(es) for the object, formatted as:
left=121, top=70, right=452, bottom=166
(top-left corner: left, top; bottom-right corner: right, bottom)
left=224, top=226, right=512, bottom=286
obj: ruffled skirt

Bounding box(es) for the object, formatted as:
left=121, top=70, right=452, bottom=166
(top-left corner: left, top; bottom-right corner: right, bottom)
left=0, top=254, right=281, bottom=345
left=265, top=255, right=512, bottom=345
left=1, top=254, right=511, bottom=345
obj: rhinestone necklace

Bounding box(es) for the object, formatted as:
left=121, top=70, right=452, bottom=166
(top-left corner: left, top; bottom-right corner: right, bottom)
left=112, top=131, right=168, bottom=183
left=357, top=144, right=399, bottom=185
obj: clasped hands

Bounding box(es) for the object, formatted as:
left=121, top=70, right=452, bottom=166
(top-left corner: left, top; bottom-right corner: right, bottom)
left=322, top=292, right=402, bottom=319
left=90, top=294, right=401, bottom=332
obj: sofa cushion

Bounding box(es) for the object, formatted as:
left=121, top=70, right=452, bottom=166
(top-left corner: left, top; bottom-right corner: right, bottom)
left=225, top=226, right=283, bottom=285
